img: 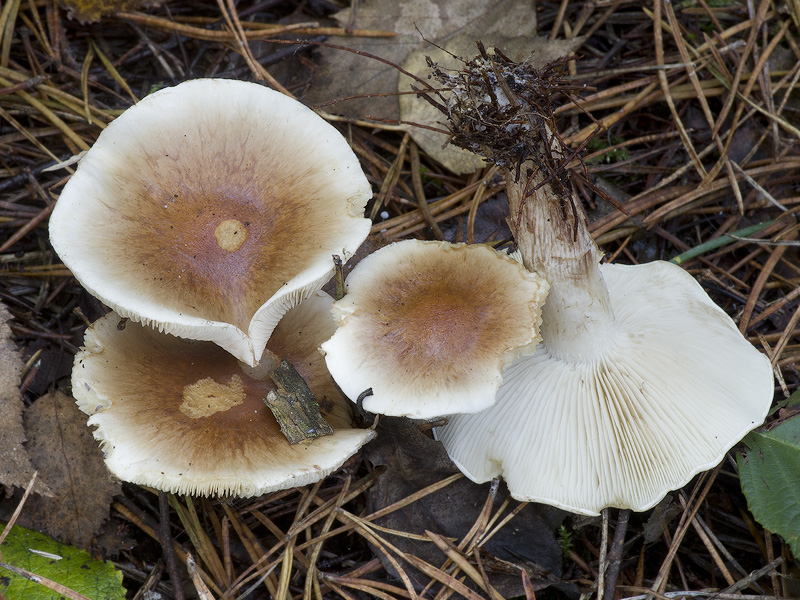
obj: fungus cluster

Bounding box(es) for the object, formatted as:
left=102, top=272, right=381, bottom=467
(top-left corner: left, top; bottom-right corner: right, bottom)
left=53, top=70, right=775, bottom=515
left=51, top=79, right=375, bottom=496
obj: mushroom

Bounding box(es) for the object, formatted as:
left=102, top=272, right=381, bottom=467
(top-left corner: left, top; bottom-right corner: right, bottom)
left=436, top=258, right=775, bottom=515
left=73, top=291, right=375, bottom=497
left=321, top=239, right=549, bottom=419
left=50, top=79, right=371, bottom=366
left=430, top=49, right=775, bottom=515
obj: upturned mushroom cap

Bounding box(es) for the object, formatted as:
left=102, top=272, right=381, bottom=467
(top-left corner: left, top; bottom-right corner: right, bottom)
left=321, top=240, right=549, bottom=419
left=436, top=260, right=774, bottom=516
left=50, top=79, right=371, bottom=366
left=73, top=292, right=375, bottom=497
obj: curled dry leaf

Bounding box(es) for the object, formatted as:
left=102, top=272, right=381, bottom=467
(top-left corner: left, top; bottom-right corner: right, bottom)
left=0, top=302, right=51, bottom=496
left=305, top=0, right=545, bottom=173
left=16, top=391, right=121, bottom=551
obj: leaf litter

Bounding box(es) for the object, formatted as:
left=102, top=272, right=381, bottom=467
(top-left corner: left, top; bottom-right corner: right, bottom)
left=1, top=0, right=800, bottom=599
left=362, top=418, right=569, bottom=597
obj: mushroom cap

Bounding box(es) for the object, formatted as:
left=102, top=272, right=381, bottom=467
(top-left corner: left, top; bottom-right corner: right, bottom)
left=436, top=261, right=774, bottom=515
left=73, top=291, right=375, bottom=497
left=50, top=79, right=372, bottom=366
left=321, top=240, right=549, bottom=419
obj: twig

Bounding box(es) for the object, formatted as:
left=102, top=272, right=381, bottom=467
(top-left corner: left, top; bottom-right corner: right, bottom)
left=159, top=491, right=185, bottom=600
left=598, top=508, right=609, bottom=600
left=602, top=510, right=631, bottom=600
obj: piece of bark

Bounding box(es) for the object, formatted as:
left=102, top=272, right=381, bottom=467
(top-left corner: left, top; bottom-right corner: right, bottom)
left=266, top=359, right=334, bottom=444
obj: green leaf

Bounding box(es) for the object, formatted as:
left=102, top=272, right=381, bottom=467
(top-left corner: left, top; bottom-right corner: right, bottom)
left=738, top=416, right=800, bottom=558
left=0, top=523, right=126, bottom=600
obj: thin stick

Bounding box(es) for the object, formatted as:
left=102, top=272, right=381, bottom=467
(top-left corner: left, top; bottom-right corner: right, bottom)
left=0, top=561, right=92, bottom=600
left=602, top=510, right=631, bottom=600
left=409, top=142, right=445, bottom=239
left=0, top=472, right=40, bottom=548
left=597, top=508, right=609, bottom=600
left=159, top=491, right=185, bottom=600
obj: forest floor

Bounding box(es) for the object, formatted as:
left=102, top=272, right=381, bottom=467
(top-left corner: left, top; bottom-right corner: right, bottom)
left=0, top=1, right=798, bottom=599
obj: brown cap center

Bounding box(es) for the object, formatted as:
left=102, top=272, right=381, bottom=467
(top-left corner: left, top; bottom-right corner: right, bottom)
left=405, top=291, right=486, bottom=357
left=214, top=219, right=248, bottom=252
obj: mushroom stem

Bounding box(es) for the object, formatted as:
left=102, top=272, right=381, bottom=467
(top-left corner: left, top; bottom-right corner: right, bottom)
left=506, top=164, right=614, bottom=360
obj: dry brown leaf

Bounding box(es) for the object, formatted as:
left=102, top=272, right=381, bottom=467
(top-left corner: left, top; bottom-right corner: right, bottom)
left=58, top=0, right=163, bottom=23
left=0, top=303, right=51, bottom=496
left=17, top=390, right=121, bottom=550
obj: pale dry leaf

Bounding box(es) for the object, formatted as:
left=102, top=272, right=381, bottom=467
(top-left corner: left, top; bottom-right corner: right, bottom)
left=17, top=390, right=121, bottom=550
left=305, top=0, right=583, bottom=173
left=0, top=303, right=51, bottom=496
left=305, top=0, right=538, bottom=123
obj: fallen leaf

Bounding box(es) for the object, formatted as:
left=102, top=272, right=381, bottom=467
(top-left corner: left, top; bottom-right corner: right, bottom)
left=440, top=195, right=512, bottom=243
left=21, top=339, right=75, bottom=397
left=738, top=416, right=800, bottom=558
left=0, top=523, right=125, bottom=600
left=16, top=391, right=121, bottom=551
left=363, top=418, right=565, bottom=595
left=0, top=303, right=50, bottom=496
left=305, top=0, right=582, bottom=172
